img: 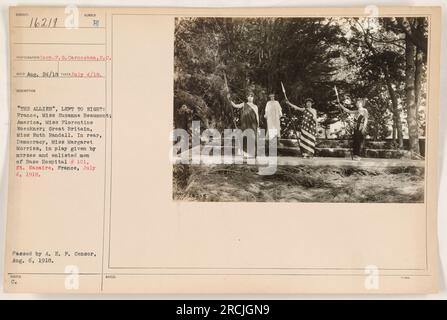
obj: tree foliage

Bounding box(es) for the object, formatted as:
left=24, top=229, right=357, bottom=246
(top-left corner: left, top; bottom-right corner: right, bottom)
left=174, top=17, right=428, bottom=154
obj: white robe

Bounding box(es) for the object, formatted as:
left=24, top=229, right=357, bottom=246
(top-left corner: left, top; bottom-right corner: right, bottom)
left=264, top=100, right=282, bottom=139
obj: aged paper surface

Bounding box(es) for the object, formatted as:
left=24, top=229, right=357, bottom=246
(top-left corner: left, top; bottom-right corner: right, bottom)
left=4, top=6, right=441, bottom=293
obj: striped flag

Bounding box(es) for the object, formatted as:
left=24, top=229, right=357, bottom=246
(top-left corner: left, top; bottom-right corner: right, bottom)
left=300, top=108, right=316, bottom=154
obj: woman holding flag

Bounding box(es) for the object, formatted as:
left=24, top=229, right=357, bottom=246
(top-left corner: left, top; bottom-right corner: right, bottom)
left=285, top=97, right=318, bottom=158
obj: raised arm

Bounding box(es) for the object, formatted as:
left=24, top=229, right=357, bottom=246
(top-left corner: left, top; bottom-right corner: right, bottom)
left=338, top=102, right=356, bottom=114
left=285, top=99, right=304, bottom=112
left=227, top=94, right=244, bottom=109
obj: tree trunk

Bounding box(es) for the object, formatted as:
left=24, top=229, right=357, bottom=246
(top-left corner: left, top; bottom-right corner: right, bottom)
left=385, top=77, right=403, bottom=148
left=414, top=46, right=424, bottom=111
left=405, top=32, right=420, bottom=155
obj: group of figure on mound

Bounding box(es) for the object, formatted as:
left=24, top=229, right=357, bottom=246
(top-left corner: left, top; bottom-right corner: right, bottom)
left=226, top=91, right=369, bottom=161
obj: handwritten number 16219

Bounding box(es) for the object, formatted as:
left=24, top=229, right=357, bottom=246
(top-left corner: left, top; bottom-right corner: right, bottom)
left=29, top=17, right=58, bottom=28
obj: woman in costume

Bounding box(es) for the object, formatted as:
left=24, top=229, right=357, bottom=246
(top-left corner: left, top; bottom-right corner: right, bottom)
left=338, top=98, right=369, bottom=160
left=227, top=92, right=259, bottom=158
left=285, top=97, right=318, bottom=158
left=264, top=93, right=283, bottom=140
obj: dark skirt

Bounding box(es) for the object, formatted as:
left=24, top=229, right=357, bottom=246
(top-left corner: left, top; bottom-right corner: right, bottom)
left=353, top=114, right=366, bottom=156
left=240, top=104, right=258, bottom=156
left=353, top=130, right=365, bottom=156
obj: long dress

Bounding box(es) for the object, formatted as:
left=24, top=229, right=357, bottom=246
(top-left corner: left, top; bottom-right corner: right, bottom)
left=237, top=102, right=259, bottom=157
left=353, top=111, right=367, bottom=157
left=299, top=107, right=317, bottom=156
left=233, top=102, right=259, bottom=157
left=264, top=100, right=282, bottom=140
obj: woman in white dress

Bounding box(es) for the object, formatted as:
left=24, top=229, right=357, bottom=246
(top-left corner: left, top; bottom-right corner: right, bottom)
left=264, top=93, right=283, bottom=140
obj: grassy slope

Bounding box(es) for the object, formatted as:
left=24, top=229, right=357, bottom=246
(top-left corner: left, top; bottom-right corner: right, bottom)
left=173, top=164, right=424, bottom=203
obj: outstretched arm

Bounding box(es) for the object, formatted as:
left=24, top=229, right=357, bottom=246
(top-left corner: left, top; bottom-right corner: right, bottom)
left=338, top=102, right=356, bottom=114
left=227, top=94, right=243, bottom=109
left=285, top=99, right=304, bottom=112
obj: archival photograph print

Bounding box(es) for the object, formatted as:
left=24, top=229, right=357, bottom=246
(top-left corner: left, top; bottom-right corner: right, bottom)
left=172, top=16, right=428, bottom=203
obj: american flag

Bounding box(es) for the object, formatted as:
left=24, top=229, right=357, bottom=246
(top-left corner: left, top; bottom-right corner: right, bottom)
left=300, top=108, right=316, bottom=154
